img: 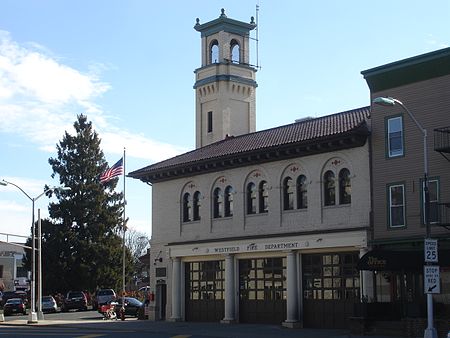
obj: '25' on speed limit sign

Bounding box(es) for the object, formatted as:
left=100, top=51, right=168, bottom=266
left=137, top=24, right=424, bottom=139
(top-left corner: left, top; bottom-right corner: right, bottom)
left=424, top=239, right=438, bottom=263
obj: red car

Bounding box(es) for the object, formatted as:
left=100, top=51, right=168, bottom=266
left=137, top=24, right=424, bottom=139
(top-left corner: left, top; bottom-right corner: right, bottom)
left=61, top=291, right=88, bottom=312
left=3, top=298, right=27, bottom=315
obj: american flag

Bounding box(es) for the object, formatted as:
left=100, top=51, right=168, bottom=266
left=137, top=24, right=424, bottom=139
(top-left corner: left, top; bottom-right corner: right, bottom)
left=100, top=157, right=124, bottom=183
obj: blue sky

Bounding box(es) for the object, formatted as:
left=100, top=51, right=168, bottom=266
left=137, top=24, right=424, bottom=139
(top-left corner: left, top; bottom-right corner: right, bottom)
left=1, top=0, right=449, bottom=242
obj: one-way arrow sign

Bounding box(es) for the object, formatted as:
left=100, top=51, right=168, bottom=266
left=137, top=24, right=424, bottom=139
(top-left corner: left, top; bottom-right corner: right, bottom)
left=424, top=266, right=440, bottom=294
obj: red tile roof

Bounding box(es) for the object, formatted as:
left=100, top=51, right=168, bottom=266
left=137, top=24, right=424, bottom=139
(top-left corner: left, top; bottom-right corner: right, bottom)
left=129, top=106, right=370, bottom=182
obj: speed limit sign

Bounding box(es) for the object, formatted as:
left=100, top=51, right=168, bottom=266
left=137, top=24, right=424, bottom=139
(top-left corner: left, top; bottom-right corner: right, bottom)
left=425, top=239, right=438, bottom=263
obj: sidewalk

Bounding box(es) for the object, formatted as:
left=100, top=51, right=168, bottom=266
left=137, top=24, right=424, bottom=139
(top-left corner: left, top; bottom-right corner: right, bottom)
left=0, top=317, right=401, bottom=338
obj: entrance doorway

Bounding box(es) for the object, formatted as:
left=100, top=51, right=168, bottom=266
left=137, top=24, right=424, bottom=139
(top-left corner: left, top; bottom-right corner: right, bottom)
left=156, top=281, right=167, bottom=320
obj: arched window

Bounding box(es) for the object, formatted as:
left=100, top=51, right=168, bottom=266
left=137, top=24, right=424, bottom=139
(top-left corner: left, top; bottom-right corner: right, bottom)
left=210, top=40, right=219, bottom=64
left=324, top=171, right=336, bottom=206
left=193, top=191, right=201, bottom=221
left=259, top=181, right=269, bottom=213
left=339, top=168, right=351, bottom=204
left=213, top=187, right=223, bottom=218
left=230, top=40, right=240, bottom=63
left=224, top=186, right=234, bottom=217
left=183, top=193, right=192, bottom=222
left=283, top=177, right=294, bottom=210
left=297, top=175, right=308, bottom=209
left=246, top=182, right=256, bottom=214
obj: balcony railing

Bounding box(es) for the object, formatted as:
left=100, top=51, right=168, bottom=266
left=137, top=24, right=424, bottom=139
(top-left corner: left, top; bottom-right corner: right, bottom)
left=434, top=127, right=450, bottom=153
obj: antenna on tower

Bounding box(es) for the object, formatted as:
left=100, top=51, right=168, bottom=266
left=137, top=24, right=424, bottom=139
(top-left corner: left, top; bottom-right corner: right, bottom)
left=255, top=2, right=261, bottom=69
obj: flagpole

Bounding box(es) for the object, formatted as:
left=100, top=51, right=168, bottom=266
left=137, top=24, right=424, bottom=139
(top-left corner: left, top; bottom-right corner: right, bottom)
left=122, top=147, right=126, bottom=315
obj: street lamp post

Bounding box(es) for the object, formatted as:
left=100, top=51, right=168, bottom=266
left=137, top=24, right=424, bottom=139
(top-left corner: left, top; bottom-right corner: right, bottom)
left=1, top=179, right=70, bottom=323
left=373, top=97, right=437, bottom=338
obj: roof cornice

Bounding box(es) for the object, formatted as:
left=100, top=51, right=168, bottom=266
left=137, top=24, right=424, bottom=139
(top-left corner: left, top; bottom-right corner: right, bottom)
left=361, top=47, right=450, bottom=92
left=130, top=122, right=369, bottom=184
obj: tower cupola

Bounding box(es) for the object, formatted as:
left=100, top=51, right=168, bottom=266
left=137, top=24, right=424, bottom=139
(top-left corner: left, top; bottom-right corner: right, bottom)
left=194, top=9, right=258, bottom=148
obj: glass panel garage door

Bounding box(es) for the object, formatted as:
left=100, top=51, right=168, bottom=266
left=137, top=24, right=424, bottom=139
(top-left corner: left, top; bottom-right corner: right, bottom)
left=185, top=260, right=224, bottom=322
left=302, top=252, right=360, bottom=329
left=239, top=257, right=287, bottom=324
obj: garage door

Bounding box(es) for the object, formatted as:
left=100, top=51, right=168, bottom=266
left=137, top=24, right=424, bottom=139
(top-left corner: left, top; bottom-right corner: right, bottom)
left=239, top=257, right=286, bottom=324
left=302, top=252, right=360, bottom=329
left=185, top=260, right=224, bottom=322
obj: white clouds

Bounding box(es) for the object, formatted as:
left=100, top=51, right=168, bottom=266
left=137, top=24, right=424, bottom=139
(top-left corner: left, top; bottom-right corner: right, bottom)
left=0, top=31, right=182, bottom=241
left=101, top=129, right=187, bottom=162
left=0, top=31, right=109, bottom=106
left=0, top=30, right=184, bottom=162
left=14, top=52, right=110, bottom=105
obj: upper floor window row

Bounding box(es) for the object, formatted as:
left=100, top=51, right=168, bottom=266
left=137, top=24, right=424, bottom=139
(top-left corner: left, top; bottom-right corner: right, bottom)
left=182, top=166, right=352, bottom=223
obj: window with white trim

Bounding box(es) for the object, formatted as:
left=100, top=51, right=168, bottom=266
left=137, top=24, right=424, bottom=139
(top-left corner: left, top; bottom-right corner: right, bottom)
left=387, top=116, right=403, bottom=157
left=423, top=179, right=439, bottom=224
left=389, top=184, right=405, bottom=227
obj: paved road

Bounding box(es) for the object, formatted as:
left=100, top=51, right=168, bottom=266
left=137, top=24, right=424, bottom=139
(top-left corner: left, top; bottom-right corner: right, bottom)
left=0, top=313, right=400, bottom=338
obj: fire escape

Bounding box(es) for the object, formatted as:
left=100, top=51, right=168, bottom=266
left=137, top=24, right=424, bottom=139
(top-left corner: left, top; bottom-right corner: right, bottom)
left=434, top=127, right=450, bottom=228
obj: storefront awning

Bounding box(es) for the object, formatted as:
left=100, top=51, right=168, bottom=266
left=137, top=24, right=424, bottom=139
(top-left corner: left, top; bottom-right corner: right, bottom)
left=357, top=250, right=423, bottom=271
left=357, top=248, right=450, bottom=271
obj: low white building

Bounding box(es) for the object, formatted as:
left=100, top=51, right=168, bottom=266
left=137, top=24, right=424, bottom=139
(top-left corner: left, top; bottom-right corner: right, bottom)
left=0, top=242, right=29, bottom=292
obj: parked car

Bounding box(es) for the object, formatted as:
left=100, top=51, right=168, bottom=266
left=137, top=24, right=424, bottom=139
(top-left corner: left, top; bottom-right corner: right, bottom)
left=61, top=291, right=87, bottom=312
left=42, top=295, right=58, bottom=313
left=93, top=289, right=116, bottom=310
left=3, top=298, right=27, bottom=315
left=106, top=297, right=143, bottom=317
left=1, top=291, right=28, bottom=306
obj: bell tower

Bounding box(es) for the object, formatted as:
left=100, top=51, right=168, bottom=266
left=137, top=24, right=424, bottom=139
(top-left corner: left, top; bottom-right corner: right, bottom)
left=194, top=9, right=258, bottom=148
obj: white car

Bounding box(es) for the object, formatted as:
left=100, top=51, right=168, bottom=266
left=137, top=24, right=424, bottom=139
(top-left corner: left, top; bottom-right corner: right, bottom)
left=42, top=296, right=58, bottom=313
left=95, top=289, right=116, bottom=311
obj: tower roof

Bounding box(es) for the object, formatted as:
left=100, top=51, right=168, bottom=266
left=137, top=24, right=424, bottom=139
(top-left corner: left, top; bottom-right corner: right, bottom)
left=194, top=8, right=256, bottom=37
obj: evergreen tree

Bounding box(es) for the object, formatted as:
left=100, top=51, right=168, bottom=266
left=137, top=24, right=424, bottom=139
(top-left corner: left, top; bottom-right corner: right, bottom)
left=33, top=114, right=132, bottom=294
